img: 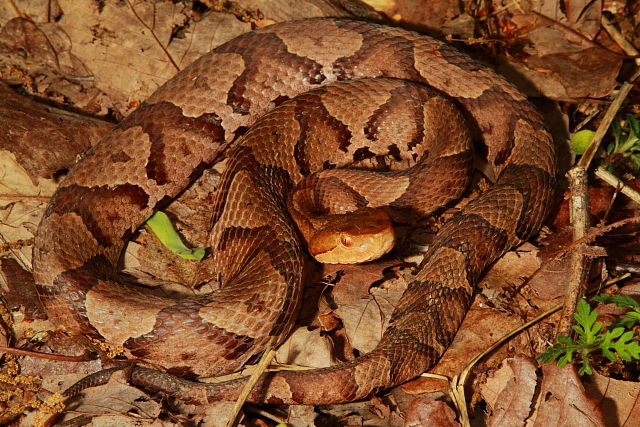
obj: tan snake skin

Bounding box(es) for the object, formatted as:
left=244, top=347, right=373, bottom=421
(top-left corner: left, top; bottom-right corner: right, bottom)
left=34, top=18, right=556, bottom=404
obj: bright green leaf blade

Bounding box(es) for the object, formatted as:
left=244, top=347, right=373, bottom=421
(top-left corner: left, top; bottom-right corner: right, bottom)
left=146, top=211, right=205, bottom=261
left=558, top=335, right=573, bottom=345
left=611, top=120, right=622, bottom=145
left=570, top=130, right=596, bottom=154
left=627, top=114, right=640, bottom=137
left=593, top=294, right=640, bottom=309
left=602, top=347, right=617, bottom=361
left=579, top=362, right=593, bottom=376
left=605, top=327, right=625, bottom=340
left=557, top=355, right=570, bottom=368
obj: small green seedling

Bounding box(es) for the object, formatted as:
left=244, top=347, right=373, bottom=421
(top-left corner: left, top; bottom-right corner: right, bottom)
left=538, top=297, right=640, bottom=375
left=145, top=211, right=205, bottom=261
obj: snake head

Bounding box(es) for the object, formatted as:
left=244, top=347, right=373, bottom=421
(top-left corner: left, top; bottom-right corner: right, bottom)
left=308, top=208, right=395, bottom=264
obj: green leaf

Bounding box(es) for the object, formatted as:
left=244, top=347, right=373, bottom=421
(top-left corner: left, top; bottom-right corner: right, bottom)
left=619, top=134, right=640, bottom=153
left=594, top=295, right=640, bottom=329
left=604, top=327, right=625, bottom=340
left=611, top=120, right=622, bottom=147
left=613, top=331, right=640, bottom=361
left=558, top=335, right=573, bottom=345
left=558, top=350, right=574, bottom=367
left=593, top=294, right=640, bottom=309
left=574, top=300, right=600, bottom=343
left=627, top=114, right=640, bottom=138
left=538, top=343, right=567, bottom=363
left=578, top=359, right=593, bottom=376
left=539, top=295, right=640, bottom=375
left=145, top=211, right=205, bottom=261
left=570, top=130, right=595, bottom=154
left=601, top=346, right=617, bottom=361
left=600, top=328, right=640, bottom=362
left=606, top=141, right=616, bottom=155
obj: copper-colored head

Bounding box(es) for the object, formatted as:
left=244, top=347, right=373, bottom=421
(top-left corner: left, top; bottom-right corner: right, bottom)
left=308, top=208, right=395, bottom=264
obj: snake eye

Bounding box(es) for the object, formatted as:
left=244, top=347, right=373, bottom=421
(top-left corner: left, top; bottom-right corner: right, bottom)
left=340, top=234, right=353, bottom=247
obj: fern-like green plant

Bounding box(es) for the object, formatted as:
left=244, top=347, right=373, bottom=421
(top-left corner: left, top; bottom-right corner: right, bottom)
left=538, top=297, right=640, bottom=375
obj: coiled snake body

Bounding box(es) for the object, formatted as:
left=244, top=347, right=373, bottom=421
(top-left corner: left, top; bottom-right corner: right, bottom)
left=33, top=18, right=556, bottom=404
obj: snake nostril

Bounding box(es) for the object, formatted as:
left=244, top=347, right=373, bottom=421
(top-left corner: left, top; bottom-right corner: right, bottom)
left=340, top=234, right=352, bottom=247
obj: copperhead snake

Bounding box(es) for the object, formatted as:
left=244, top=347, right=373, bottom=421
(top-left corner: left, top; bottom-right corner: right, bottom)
left=33, top=18, right=556, bottom=405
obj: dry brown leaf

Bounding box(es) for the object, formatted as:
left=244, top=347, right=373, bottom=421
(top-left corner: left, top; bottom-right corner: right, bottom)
left=325, top=257, right=405, bottom=305
left=481, top=355, right=538, bottom=426
left=313, top=399, right=399, bottom=426
left=481, top=243, right=541, bottom=291
left=584, top=371, right=640, bottom=426
left=529, top=363, right=605, bottom=427
left=122, top=168, right=221, bottom=293
left=0, top=149, right=55, bottom=266
left=495, top=1, right=621, bottom=99
left=19, top=334, right=102, bottom=378
left=23, top=369, right=161, bottom=426
left=275, top=326, right=334, bottom=368
left=405, top=395, right=460, bottom=427
left=199, top=402, right=240, bottom=427
left=52, top=2, right=251, bottom=115
left=62, top=370, right=160, bottom=424
left=86, top=414, right=168, bottom=427
left=0, top=258, right=45, bottom=320
left=334, top=275, right=407, bottom=354
left=365, top=0, right=464, bottom=30
left=286, top=404, right=319, bottom=427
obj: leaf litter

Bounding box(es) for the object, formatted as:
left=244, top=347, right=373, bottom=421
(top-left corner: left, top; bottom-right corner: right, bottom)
left=0, top=0, right=638, bottom=425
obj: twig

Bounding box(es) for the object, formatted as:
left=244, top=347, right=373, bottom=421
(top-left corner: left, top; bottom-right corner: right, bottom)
left=601, top=16, right=640, bottom=65
left=557, top=167, right=591, bottom=337
left=515, top=216, right=640, bottom=295
left=0, top=194, right=50, bottom=201
left=0, top=346, right=94, bottom=362
left=225, top=347, right=276, bottom=427
left=595, top=167, right=640, bottom=206
left=124, top=0, right=180, bottom=72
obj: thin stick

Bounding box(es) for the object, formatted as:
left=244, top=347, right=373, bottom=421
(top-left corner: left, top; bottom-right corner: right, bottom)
left=225, top=347, right=276, bottom=427
left=557, top=167, right=591, bottom=337
left=601, top=16, right=640, bottom=64
left=595, top=167, right=640, bottom=206
left=0, top=346, right=93, bottom=362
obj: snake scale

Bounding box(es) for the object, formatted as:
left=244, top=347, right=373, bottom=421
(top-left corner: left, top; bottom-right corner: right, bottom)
left=33, top=18, right=556, bottom=404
